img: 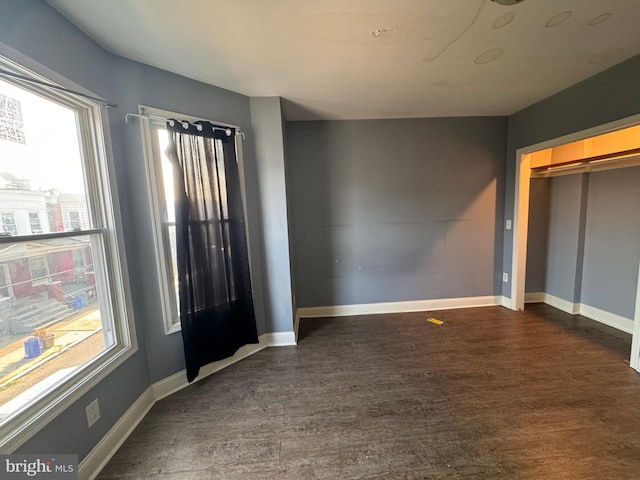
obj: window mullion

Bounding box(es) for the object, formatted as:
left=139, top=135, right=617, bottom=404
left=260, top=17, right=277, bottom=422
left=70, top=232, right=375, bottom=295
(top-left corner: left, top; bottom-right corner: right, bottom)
left=0, top=228, right=105, bottom=244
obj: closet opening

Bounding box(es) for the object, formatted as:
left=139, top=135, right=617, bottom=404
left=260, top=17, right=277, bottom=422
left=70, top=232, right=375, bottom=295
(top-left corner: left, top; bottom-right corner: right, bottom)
left=511, top=116, right=640, bottom=371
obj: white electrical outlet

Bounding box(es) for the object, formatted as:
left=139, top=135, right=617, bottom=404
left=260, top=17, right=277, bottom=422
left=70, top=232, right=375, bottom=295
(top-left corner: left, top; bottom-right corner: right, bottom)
left=86, top=398, right=100, bottom=428
left=505, top=219, right=512, bottom=230
left=502, top=272, right=509, bottom=283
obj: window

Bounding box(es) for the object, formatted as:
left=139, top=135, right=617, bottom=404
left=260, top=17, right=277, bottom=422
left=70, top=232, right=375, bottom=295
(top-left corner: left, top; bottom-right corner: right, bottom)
left=0, top=57, right=135, bottom=451
left=1, top=212, right=17, bottom=235
left=0, top=94, right=26, bottom=144
left=28, top=212, right=41, bottom=233
left=139, top=106, right=243, bottom=334
left=140, top=107, right=181, bottom=334
left=0, top=264, right=10, bottom=297
left=28, top=255, right=49, bottom=284
left=68, top=211, right=81, bottom=230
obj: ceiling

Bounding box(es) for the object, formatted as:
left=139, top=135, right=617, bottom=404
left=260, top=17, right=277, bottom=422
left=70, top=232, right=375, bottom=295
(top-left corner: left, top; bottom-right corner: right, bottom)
left=45, top=0, right=640, bottom=121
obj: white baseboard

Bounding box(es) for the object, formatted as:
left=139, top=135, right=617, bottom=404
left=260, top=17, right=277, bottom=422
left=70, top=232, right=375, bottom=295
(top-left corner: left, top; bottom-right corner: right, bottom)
left=525, top=291, right=633, bottom=334
left=526, top=292, right=580, bottom=314
left=79, top=387, right=155, bottom=480
left=263, top=331, right=297, bottom=346
left=296, top=295, right=502, bottom=320
left=501, top=296, right=514, bottom=309
left=151, top=337, right=269, bottom=401
left=82, top=331, right=296, bottom=479
left=524, top=292, right=545, bottom=304
left=579, top=304, right=634, bottom=334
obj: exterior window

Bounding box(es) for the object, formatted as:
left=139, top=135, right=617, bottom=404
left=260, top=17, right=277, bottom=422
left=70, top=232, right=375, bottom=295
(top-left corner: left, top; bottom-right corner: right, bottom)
left=0, top=94, right=26, bottom=144
left=68, top=211, right=81, bottom=230
left=28, top=255, right=49, bottom=284
left=140, top=108, right=180, bottom=333
left=28, top=212, right=41, bottom=233
left=0, top=57, right=135, bottom=451
left=1, top=212, right=17, bottom=235
left=0, top=264, right=10, bottom=297
left=71, top=249, right=85, bottom=269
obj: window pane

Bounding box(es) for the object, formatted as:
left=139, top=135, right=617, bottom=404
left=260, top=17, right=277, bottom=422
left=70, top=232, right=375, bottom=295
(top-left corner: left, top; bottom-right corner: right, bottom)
left=68, top=211, right=82, bottom=230
left=157, top=129, right=175, bottom=223
left=28, top=255, right=48, bottom=284
left=28, top=212, right=41, bottom=233
left=0, top=265, right=10, bottom=297
left=0, top=94, right=25, bottom=144
left=0, top=78, right=89, bottom=235
left=0, top=235, right=113, bottom=422
left=158, top=127, right=180, bottom=322
left=166, top=224, right=179, bottom=314
left=1, top=213, right=17, bottom=235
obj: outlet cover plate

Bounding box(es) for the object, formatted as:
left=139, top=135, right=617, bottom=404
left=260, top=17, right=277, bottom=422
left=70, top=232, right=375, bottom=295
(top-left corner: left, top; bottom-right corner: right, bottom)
left=86, top=398, right=100, bottom=428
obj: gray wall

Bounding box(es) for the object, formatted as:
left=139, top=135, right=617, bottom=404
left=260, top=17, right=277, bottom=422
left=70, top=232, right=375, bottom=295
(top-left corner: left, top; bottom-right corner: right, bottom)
left=540, top=174, right=588, bottom=303
left=524, top=178, right=549, bottom=293
left=0, top=0, right=269, bottom=460
left=581, top=167, right=640, bottom=319
left=526, top=168, right=640, bottom=320
left=286, top=117, right=507, bottom=308
left=504, top=53, right=640, bottom=298
left=249, top=97, right=294, bottom=332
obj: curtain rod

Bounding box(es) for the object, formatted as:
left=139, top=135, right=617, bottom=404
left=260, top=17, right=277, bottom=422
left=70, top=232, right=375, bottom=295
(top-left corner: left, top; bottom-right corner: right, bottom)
left=0, top=68, right=118, bottom=108
left=125, top=112, right=245, bottom=139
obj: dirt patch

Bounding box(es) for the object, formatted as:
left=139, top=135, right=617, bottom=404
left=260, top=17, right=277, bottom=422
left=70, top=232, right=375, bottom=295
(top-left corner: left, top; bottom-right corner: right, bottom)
left=0, top=333, right=106, bottom=406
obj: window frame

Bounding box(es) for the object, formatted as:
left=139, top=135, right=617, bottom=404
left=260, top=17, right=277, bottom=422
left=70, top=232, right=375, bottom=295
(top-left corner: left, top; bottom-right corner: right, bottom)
left=28, top=211, right=42, bottom=234
left=0, top=55, right=137, bottom=453
left=1, top=212, right=17, bottom=235
left=68, top=210, right=81, bottom=230
left=138, top=105, right=245, bottom=335
left=28, top=254, right=49, bottom=285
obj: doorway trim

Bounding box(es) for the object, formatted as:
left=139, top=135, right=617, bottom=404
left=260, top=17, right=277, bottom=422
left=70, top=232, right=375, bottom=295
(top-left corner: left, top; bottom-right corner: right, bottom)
left=511, top=112, right=640, bottom=371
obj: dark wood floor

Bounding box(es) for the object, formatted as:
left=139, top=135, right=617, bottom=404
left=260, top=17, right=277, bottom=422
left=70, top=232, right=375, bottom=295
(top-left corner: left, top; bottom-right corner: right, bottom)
left=97, top=304, right=640, bottom=479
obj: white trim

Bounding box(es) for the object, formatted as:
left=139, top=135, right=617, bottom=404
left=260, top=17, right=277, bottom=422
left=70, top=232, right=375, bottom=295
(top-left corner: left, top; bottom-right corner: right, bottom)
left=152, top=337, right=269, bottom=401
left=263, top=331, right=297, bottom=346
left=81, top=331, right=296, bottom=479
left=579, top=304, right=634, bottom=335
left=543, top=293, right=580, bottom=315
left=500, top=295, right=513, bottom=309
left=138, top=106, right=180, bottom=335
left=524, top=292, right=545, bottom=304
left=151, top=332, right=295, bottom=401
left=525, top=292, right=634, bottom=334
left=78, top=388, right=155, bottom=480
left=296, top=296, right=502, bottom=319
left=511, top=152, right=531, bottom=311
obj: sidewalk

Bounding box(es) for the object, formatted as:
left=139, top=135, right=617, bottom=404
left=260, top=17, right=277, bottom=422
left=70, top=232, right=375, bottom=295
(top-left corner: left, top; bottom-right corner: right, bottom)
left=0, top=308, right=102, bottom=389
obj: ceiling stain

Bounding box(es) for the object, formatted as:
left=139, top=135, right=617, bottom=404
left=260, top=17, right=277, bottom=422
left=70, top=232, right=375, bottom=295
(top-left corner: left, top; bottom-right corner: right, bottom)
left=475, top=47, right=504, bottom=64
left=546, top=11, right=572, bottom=28
left=284, top=0, right=485, bottom=63
left=588, top=13, right=612, bottom=26
left=588, top=48, right=624, bottom=64
left=492, top=12, right=516, bottom=30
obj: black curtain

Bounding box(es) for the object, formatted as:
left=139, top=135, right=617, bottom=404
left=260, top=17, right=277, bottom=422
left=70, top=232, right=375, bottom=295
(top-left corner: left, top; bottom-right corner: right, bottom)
left=166, top=119, right=258, bottom=382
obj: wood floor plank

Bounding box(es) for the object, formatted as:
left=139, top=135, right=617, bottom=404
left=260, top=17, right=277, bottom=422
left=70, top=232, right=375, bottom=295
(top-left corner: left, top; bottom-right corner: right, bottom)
left=96, top=304, right=640, bottom=479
